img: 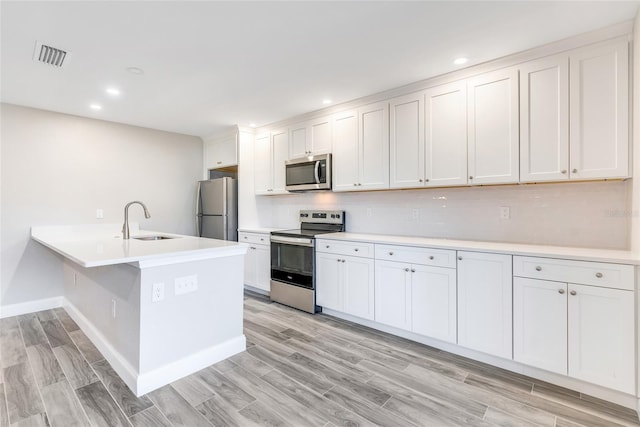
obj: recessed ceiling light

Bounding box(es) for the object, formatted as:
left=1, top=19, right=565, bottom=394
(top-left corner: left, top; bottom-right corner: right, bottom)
left=126, top=66, right=144, bottom=75
left=249, top=123, right=257, bottom=128
left=454, top=57, right=468, bottom=65
left=322, top=99, right=332, bottom=105
left=89, top=104, right=102, bottom=110
left=106, top=87, right=120, bottom=96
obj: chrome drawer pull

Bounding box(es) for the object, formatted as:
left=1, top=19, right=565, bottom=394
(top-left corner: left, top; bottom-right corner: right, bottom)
left=354, top=248, right=359, bottom=252
left=558, top=289, right=565, bottom=294
left=404, top=268, right=410, bottom=272
left=389, top=252, right=394, bottom=255
left=429, top=256, right=434, bottom=260
left=570, top=290, right=577, bottom=296
left=595, top=272, right=603, bottom=278
left=535, top=266, right=542, bottom=271
left=411, top=269, right=415, bottom=273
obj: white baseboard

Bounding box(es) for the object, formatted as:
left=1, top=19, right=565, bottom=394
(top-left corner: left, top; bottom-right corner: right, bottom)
left=64, top=298, right=246, bottom=397
left=135, top=335, right=246, bottom=396
left=0, top=296, right=63, bottom=318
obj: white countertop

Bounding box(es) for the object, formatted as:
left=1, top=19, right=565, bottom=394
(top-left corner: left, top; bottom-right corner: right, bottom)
left=238, top=227, right=283, bottom=234
left=317, top=232, right=640, bottom=265
left=32, top=224, right=247, bottom=268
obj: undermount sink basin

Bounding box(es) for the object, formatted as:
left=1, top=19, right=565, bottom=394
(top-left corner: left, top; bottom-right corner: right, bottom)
left=132, top=235, right=176, bottom=241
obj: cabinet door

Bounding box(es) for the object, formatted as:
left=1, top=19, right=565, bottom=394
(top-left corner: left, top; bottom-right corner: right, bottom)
left=289, top=122, right=308, bottom=159
left=332, top=110, right=360, bottom=192
left=254, top=133, right=272, bottom=195
left=309, top=116, right=332, bottom=155
left=389, top=92, right=424, bottom=189
left=467, top=68, right=519, bottom=185
left=425, top=81, right=468, bottom=187
left=375, top=260, right=411, bottom=331
left=411, top=265, right=457, bottom=344
left=520, top=56, right=569, bottom=182
left=358, top=101, right=389, bottom=190
left=568, top=284, right=634, bottom=394
left=254, top=245, right=271, bottom=292
left=271, top=129, right=289, bottom=194
left=342, top=255, right=375, bottom=320
left=316, top=253, right=342, bottom=311
left=513, top=277, right=567, bottom=374
left=244, top=246, right=257, bottom=286
left=569, top=39, right=629, bottom=179
left=457, top=251, right=513, bottom=359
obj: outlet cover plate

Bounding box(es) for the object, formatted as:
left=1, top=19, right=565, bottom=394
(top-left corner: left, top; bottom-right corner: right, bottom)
left=175, top=275, right=198, bottom=296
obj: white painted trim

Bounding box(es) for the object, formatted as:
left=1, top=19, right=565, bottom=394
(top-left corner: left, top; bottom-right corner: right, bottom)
left=135, top=335, right=246, bottom=396
left=0, top=296, right=63, bottom=318
left=322, top=308, right=638, bottom=410
left=64, top=298, right=245, bottom=397
left=63, top=299, right=140, bottom=391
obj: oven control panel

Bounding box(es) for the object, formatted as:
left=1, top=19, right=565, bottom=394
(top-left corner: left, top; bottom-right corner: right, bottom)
left=300, top=210, right=345, bottom=225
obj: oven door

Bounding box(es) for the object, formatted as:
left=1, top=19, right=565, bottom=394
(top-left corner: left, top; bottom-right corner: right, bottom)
left=270, top=235, right=314, bottom=289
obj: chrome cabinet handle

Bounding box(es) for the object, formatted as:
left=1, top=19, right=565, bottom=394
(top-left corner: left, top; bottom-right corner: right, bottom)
left=358, top=183, right=362, bottom=186
left=570, top=290, right=577, bottom=296
left=411, top=269, right=415, bottom=273
left=595, top=272, right=603, bottom=278
left=326, top=245, right=330, bottom=248
left=419, top=179, right=423, bottom=182
left=558, top=289, right=565, bottom=294
left=425, top=178, right=429, bottom=182
left=353, top=183, right=357, bottom=186
left=572, top=169, right=578, bottom=173
left=429, top=256, right=434, bottom=260
left=561, top=170, right=567, bottom=174
left=354, top=248, right=359, bottom=252
left=342, top=260, right=346, bottom=263
left=458, top=256, right=462, bottom=260
left=244, top=236, right=248, bottom=239
left=469, top=176, right=473, bottom=180
left=337, top=258, right=341, bottom=262
left=389, top=252, right=394, bottom=255
left=535, top=266, right=542, bottom=271
left=404, top=268, right=410, bottom=272
left=260, top=238, right=264, bottom=241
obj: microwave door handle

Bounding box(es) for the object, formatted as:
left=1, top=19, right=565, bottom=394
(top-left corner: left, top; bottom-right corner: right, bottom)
left=314, top=161, right=321, bottom=184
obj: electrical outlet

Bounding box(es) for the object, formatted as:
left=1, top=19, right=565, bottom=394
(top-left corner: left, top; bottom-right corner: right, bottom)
left=412, top=208, right=419, bottom=220
left=152, top=282, right=165, bottom=302
left=96, top=209, right=104, bottom=219
left=111, top=299, right=116, bottom=318
left=500, top=206, right=511, bottom=220
left=175, top=275, right=198, bottom=296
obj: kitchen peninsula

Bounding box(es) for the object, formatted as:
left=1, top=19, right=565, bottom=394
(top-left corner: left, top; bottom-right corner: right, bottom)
left=31, top=224, right=247, bottom=396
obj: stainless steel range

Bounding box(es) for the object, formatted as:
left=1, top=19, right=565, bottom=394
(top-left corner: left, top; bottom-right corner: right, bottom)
left=270, top=210, right=345, bottom=313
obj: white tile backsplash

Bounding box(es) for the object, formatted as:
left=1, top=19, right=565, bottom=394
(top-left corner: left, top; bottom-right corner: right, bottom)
left=261, top=180, right=631, bottom=250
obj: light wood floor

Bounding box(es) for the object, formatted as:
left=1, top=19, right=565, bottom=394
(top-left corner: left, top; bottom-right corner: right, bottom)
left=1, top=292, right=639, bottom=427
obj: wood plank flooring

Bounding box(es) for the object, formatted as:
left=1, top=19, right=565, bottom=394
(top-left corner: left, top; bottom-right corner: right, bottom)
left=1, top=291, right=639, bottom=427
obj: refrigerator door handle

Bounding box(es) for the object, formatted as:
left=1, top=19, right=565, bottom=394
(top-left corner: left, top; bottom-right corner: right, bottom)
left=195, top=181, right=202, bottom=236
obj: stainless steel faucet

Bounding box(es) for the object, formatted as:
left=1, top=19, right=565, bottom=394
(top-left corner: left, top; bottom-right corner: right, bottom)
left=122, top=201, right=151, bottom=239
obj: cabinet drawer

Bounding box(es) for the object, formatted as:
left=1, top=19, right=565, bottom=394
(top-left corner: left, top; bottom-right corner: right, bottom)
left=375, top=244, right=456, bottom=268
left=238, top=232, right=270, bottom=246
left=316, top=239, right=373, bottom=257
left=514, top=256, right=634, bottom=291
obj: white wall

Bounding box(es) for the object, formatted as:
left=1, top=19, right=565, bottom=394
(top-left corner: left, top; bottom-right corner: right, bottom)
left=1, top=104, right=203, bottom=307
left=242, top=181, right=630, bottom=250
left=631, top=10, right=640, bottom=252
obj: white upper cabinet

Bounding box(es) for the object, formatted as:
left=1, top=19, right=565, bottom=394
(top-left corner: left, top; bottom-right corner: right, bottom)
left=204, top=133, right=238, bottom=170
left=569, top=38, right=629, bottom=179
left=288, top=116, right=332, bottom=159
left=519, top=55, right=570, bottom=182
left=332, top=102, right=389, bottom=192
left=467, top=68, right=519, bottom=185
left=359, top=101, right=390, bottom=190
left=389, top=92, right=424, bottom=188
left=425, top=81, right=469, bottom=187
left=332, top=110, right=360, bottom=192
left=254, top=129, right=288, bottom=195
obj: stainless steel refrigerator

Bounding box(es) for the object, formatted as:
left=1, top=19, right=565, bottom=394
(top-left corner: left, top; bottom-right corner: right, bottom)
left=195, top=177, right=238, bottom=241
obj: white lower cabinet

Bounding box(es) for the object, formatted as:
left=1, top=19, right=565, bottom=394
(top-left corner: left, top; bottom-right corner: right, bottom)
left=374, top=245, right=457, bottom=343
left=316, top=240, right=375, bottom=320
left=457, top=251, right=513, bottom=359
left=514, top=256, right=635, bottom=394
left=239, top=232, right=271, bottom=292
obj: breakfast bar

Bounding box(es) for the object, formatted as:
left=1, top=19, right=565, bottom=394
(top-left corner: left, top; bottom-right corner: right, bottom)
left=31, top=224, right=248, bottom=396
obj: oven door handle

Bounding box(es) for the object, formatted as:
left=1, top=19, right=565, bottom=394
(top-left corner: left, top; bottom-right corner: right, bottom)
left=314, top=161, right=321, bottom=184
left=271, top=235, right=314, bottom=247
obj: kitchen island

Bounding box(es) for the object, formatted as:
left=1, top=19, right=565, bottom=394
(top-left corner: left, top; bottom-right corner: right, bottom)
left=31, top=224, right=247, bottom=396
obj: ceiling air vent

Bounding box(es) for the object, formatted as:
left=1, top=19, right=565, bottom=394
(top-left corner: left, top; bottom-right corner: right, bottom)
left=33, top=41, right=69, bottom=67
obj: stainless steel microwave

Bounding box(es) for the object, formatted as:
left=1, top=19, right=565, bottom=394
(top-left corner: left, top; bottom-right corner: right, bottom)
left=285, top=154, right=331, bottom=192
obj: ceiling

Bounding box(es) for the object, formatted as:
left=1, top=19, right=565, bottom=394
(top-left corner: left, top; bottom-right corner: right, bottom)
left=1, top=1, right=639, bottom=138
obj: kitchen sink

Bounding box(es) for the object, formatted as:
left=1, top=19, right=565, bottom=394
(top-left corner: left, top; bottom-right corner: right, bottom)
left=132, top=235, right=176, bottom=241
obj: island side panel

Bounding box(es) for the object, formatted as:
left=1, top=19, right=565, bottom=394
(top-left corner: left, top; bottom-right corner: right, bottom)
left=63, top=260, right=142, bottom=373
left=137, top=253, right=245, bottom=391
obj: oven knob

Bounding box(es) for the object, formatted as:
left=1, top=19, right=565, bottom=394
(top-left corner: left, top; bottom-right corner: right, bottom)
left=336, top=214, right=340, bottom=218
left=331, top=214, right=335, bottom=218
